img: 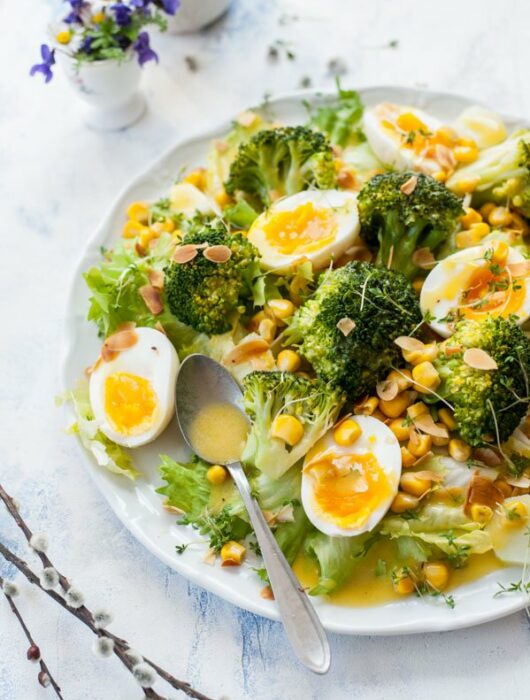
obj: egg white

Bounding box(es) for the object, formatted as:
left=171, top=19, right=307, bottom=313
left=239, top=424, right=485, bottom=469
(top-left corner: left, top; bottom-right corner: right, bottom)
left=169, top=182, right=221, bottom=218
left=89, top=327, right=179, bottom=448
left=247, top=189, right=360, bottom=272
left=363, top=103, right=442, bottom=174
left=301, top=415, right=402, bottom=537
left=420, top=245, right=530, bottom=338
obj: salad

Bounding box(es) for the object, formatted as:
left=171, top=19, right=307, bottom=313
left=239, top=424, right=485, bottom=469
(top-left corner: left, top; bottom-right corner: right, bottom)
left=65, top=87, right=530, bottom=607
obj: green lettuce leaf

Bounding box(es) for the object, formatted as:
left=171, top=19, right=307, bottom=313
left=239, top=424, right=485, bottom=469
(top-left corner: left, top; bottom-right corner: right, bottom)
left=308, top=82, right=365, bottom=147
left=59, top=382, right=139, bottom=480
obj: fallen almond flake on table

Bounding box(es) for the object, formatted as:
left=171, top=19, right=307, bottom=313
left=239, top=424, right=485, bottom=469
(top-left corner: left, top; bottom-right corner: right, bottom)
left=400, top=175, right=418, bottom=195
left=376, top=379, right=399, bottom=401
left=463, top=347, right=498, bottom=370
left=139, top=285, right=164, bottom=315
left=260, top=586, right=275, bottom=600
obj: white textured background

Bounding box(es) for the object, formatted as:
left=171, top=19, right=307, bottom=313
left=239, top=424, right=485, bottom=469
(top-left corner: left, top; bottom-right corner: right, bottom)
left=2, top=0, right=530, bottom=698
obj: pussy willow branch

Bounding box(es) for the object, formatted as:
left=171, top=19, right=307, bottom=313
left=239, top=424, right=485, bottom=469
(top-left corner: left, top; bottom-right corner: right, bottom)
left=0, top=574, right=64, bottom=699
left=0, top=483, right=214, bottom=700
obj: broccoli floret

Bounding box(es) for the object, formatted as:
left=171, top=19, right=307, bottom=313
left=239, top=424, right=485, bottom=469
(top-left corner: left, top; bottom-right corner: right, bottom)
left=358, top=172, right=464, bottom=279
left=165, top=225, right=260, bottom=335
left=284, top=261, right=422, bottom=398
left=225, top=126, right=337, bottom=211
left=434, top=316, right=530, bottom=446
left=241, top=371, right=345, bottom=480
left=447, top=131, right=530, bottom=217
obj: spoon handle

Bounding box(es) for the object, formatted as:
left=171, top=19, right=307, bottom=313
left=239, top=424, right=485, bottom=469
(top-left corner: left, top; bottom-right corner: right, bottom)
left=228, top=462, right=331, bottom=674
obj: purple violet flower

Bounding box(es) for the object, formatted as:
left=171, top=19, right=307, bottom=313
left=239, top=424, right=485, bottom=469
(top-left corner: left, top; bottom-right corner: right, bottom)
left=161, top=0, right=181, bottom=15
left=80, top=36, right=93, bottom=54
left=134, top=31, right=158, bottom=67
left=29, top=44, right=56, bottom=83
left=64, top=0, right=89, bottom=24
left=112, top=3, right=133, bottom=26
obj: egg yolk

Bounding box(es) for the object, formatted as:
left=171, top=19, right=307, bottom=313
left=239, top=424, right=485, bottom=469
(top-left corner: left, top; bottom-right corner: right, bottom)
left=104, top=372, right=158, bottom=436
left=305, top=452, right=392, bottom=530
left=261, top=202, right=337, bottom=255
left=459, top=266, right=525, bottom=320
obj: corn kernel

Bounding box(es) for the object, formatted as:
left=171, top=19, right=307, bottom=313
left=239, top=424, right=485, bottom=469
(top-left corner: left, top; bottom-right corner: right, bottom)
left=393, top=571, right=416, bottom=595
left=490, top=239, right=509, bottom=265
left=354, top=396, right=379, bottom=416
left=400, top=472, right=432, bottom=498
left=408, top=432, right=432, bottom=458
left=379, top=392, right=411, bottom=418
left=127, top=201, right=149, bottom=224
left=454, top=176, right=480, bottom=195
left=122, top=219, right=148, bottom=239
left=220, top=541, right=246, bottom=566
left=412, top=278, right=424, bottom=293
left=456, top=229, right=483, bottom=249
left=258, top=318, right=277, bottom=344
left=277, top=349, right=301, bottom=372
left=453, top=145, right=479, bottom=164
left=139, top=228, right=159, bottom=249
left=56, top=30, right=71, bottom=44
left=289, top=275, right=310, bottom=306
left=391, top=492, right=420, bottom=513
left=271, top=414, right=304, bottom=446
left=401, top=446, right=416, bottom=468
left=266, top=299, right=296, bottom=322
left=412, top=361, right=441, bottom=394
left=504, top=501, right=529, bottom=525
left=438, top=407, right=457, bottom=431
left=407, top=401, right=429, bottom=420
left=470, top=503, right=493, bottom=523
left=215, top=190, right=231, bottom=207
left=423, top=562, right=450, bottom=591
left=387, top=368, right=413, bottom=392
left=488, top=206, right=512, bottom=229
left=460, top=207, right=482, bottom=230
left=432, top=424, right=450, bottom=447
left=183, top=168, right=206, bottom=190
left=435, top=126, right=458, bottom=147
left=207, top=465, right=228, bottom=485
left=433, top=170, right=447, bottom=183
left=448, top=438, right=471, bottom=462
left=404, top=343, right=438, bottom=366
left=333, top=418, right=362, bottom=447
left=396, top=112, right=426, bottom=132
left=389, top=419, right=410, bottom=442
left=479, top=202, right=496, bottom=219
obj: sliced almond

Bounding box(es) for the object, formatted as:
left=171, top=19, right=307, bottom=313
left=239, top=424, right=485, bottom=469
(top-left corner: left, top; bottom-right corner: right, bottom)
left=473, top=447, right=502, bottom=467
left=394, top=336, right=425, bottom=352
left=412, top=247, right=436, bottom=269
left=203, top=245, right=232, bottom=263
left=435, top=144, right=457, bottom=171
left=148, top=269, right=164, bottom=290
left=135, top=242, right=147, bottom=257
left=506, top=261, right=530, bottom=277
left=413, top=413, right=449, bottom=438
left=506, top=475, right=530, bottom=488
left=275, top=504, right=295, bottom=523
left=223, top=337, right=270, bottom=365
left=376, top=379, right=399, bottom=401
left=105, top=329, right=138, bottom=352
left=101, top=345, right=118, bottom=363
left=465, top=470, right=503, bottom=511
left=172, top=244, right=198, bottom=264
left=463, top=348, right=498, bottom=370
left=414, top=469, right=445, bottom=483
left=85, top=356, right=102, bottom=376
left=262, top=510, right=275, bottom=524
left=441, top=344, right=462, bottom=357
left=336, top=317, right=356, bottom=336
left=163, top=501, right=185, bottom=516
left=139, top=285, right=164, bottom=316
left=400, top=175, right=418, bottom=195
left=260, top=585, right=275, bottom=600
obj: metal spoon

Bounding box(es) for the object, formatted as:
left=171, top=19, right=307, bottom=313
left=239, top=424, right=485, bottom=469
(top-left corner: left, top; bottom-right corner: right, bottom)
left=175, top=354, right=331, bottom=674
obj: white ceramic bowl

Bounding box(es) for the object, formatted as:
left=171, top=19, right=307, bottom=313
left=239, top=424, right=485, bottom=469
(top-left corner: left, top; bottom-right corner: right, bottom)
left=167, top=0, right=231, bottom=34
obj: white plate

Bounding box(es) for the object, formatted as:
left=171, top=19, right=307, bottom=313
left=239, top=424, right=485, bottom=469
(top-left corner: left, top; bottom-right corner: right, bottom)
left=62, top=87, right=530, bottom=635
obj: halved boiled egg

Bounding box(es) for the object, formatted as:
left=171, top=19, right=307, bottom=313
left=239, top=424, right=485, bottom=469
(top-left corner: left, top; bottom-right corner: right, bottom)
left=247, top=190, right=359, bottom=272
left=363, top=103, right=443, bottom=175
left=453, top=106, right=507, bottom=150
left=89, top=327, right=179, bottom=448
left=420, top=243, right=530, bottom=337
left=301, top=415, right=402, bottom=537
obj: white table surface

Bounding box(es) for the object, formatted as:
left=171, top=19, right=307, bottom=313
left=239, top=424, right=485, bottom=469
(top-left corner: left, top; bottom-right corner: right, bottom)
left=2, top=0, right=530, bottom=698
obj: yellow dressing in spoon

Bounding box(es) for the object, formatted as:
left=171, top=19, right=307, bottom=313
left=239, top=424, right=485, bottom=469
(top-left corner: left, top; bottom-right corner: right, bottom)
left=188, top=401, right=249, bottom=464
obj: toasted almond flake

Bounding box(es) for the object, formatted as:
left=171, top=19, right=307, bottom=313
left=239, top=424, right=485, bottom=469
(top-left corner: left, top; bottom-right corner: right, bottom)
left=135, top=242, right=147, bottom=257
left=262, top=510, right=275, bottom=524
left=155, top=322, right=167, bottom=336
left=400, top=175, right=418, bottom=195
left=442, top=344, right=462, bottom=357
left=506, top=261, right=530, bottom=277
left=435, top=144, right=457, bottom=170
left=506, top=476, right=530, bottom=488
left=139, top=285, right=164, bottom=316
left=376, top=379, right=399, bottom=401
left=345, top=245, right=373, bottom=262
left=214, top=139, right=229, bottom=153
left=101, top=345, right=118, bottom=363
left=237, top=110, right=258, bottom=127
left=148, top=269, right=164, bottom=290
left=336, top=317, right=356, bottom=336
left=203, top=245, right=232, bottom=263
left=394, top=336, right=425, bottom=352
left=414, top=469, right=444, bottom=483
left=85, top=356, right=102, bottom=376
left=473, top=447, right=502, bottom=467
left=163, top=501, right=184, bottom=516
left=408, top=428, right=422, bottom=450
left=260, top=585, right=275, bottom=600
left=105, top=329, right=138, bottom=352
left=412, top=247, right=436, bottom=269
left=223, top=337, right=270, bottom=365
left=412, top=451, right=434, bottom=468
left=203, top=548, right=216, bottom=566
left=465, top=470, right=503, bottom=511
left=275, top=504, right=295, bottom=523
left=413, top=413, right=449, bottom=438
left=463, top=348, right=498, bottom=370
left=172, top=244, right=198, bottom=264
